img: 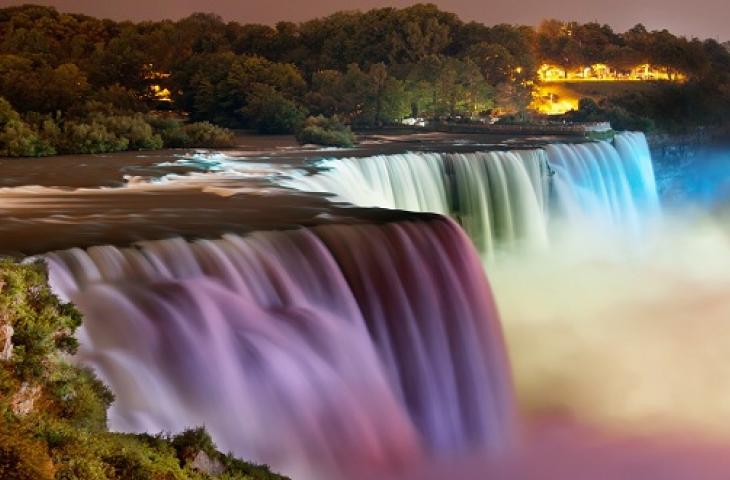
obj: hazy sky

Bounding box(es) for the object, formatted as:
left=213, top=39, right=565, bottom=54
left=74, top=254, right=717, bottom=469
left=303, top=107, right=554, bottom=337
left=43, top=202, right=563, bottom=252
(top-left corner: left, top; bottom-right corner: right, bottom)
left=0, top=0, right=727, bottom=40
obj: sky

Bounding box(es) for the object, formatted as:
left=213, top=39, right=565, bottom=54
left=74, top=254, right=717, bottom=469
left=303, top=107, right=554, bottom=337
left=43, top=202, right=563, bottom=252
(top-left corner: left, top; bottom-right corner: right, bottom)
left=0, top=0, right=727, bottom=41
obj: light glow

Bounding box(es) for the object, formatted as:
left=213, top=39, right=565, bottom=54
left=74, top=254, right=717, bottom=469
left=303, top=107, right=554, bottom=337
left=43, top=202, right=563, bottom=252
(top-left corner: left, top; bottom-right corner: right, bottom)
left=538, top=63, right=687, bottom=82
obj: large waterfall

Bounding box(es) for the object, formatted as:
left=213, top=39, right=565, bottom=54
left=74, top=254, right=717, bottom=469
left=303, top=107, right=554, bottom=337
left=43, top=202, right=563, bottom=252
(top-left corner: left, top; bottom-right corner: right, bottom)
left=285, top=132, right=659, bottom=259
left=46, top=217, right=515, bottom=479
left=37, top=132, right=675, bottom=478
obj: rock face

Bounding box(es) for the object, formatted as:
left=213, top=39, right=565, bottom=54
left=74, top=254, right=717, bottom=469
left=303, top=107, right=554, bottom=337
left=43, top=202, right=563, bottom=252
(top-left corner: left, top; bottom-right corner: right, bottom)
left=11, top=382, right=42, bottom=416
left=0, top=323, right=12, bottom=361
left=190, top=450, right=226, bottom=476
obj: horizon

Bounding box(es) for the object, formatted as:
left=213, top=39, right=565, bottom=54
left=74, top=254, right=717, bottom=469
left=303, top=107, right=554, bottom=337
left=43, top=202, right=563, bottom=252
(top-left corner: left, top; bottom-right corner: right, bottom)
left=0, top=0, right=726, bottom=41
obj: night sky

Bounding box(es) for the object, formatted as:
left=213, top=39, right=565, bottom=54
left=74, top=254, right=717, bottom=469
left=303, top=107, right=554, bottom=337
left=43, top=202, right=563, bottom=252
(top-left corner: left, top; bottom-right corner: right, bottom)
left=0, top=0, right=726, bottom=40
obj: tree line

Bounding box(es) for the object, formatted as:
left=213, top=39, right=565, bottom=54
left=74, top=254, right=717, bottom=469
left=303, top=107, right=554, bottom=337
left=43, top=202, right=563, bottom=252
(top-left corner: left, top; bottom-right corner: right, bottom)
left=0, top=4, right=729, bottom=154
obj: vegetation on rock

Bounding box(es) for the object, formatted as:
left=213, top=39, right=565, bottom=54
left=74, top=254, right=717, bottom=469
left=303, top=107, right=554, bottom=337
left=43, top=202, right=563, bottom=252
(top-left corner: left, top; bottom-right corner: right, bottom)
left=0, top=259, right=289, bottom=480
left=296, top=116, right=356, bottom=147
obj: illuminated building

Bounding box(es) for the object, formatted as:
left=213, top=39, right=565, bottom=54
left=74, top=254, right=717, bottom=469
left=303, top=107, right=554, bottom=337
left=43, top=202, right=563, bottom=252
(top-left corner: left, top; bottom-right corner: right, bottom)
left=537, top=63, right=686, bottom=82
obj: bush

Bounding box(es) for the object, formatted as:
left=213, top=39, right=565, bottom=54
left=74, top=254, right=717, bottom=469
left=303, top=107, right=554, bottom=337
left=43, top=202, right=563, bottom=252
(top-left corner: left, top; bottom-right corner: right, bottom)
left=94, top=114, right=163, bottom=150
left=0, top=97, right=20, bottom=126
left=563, top=98, right=656, bottom=132
left=180, top=121, right=235, bottom=148
left=0, top=99, right=55, bottom=156
left=0, top=428, right=54, bottom=480
left=0, top=120, right=56, bottom=157
left=296, top=115, right=356, bottom=147
left=60, top=121, right=129, bottom=154
left=0, top=97, right=236, bottom=155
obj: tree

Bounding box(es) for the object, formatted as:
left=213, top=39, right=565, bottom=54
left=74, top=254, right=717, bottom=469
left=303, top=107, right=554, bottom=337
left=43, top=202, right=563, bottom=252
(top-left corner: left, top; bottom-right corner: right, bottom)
left=241, top=85, right=307, bottom=133
left=386, top=4, right=458, bottom=64
left=43, top=63, right=90, bottom=111
left=466, top=42, right=516, bottom=85
left=495, top=81, right=531, bottom=119
left=304, top=70, right=347, bottom=117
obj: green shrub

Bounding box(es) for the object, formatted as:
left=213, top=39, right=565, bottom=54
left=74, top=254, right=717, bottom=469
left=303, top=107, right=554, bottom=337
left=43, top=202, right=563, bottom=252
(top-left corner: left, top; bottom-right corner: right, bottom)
left=94, top=114, right=163, bottom=150
left=148, top=116, right=191, bottom=148
left=296, top=115, right=356, bottom=147
left=0, top=97, right=20, bottom=126
left=0, top=120, right=56, bottom=157
left=180, top=122, right=235, bottom=148
left=0, top=427, right=54, bottom=480
left=60, top=121, right=129, bottom=154
left=170, top=427, right=218, bottom=461
left=563, top=98, right=656, bottom=132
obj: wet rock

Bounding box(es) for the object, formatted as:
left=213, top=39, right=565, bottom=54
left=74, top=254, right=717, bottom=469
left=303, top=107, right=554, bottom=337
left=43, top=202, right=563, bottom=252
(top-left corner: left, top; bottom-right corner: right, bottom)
left=190, top=450, right=225, bottom=476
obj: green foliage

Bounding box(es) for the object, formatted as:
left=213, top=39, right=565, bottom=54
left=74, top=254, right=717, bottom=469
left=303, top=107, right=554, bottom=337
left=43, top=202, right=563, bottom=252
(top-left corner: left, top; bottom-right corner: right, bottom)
left=0, top=97, right=20, bottom=126
left=170, top=427, right=218, bottom=461
left=60, top=121, right=129, bottom=154
left=0, top=260, right=81, bottom=380
left=146, top=117, right=235, bottom=148
left=564, top=97, right=656, bottom=132
left=91, top=85, right=148, bottom=114
left=176, top=53, right=306, bottom=128
left=0, top=98, right=237, bottom=155
left=0, top=426, right=54, bottom=480
left=241, top=86, right=308, bottom=134
left=0, top=120, right=56, bottom=157
left=0, top=260, right=290, bottom=480
left=0, top=3, right=728, bottom=142
left=296, top=115, right=356, bottom=147
left=93, top=114, right=163, bottom=150
left=179, top=122, right=235, bottom=148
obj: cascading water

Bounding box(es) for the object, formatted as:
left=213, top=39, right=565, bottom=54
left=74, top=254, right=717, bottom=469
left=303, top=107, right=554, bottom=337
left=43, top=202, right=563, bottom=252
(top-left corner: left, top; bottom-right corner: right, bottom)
left=45, top=217, right=515, bottom=479
left=285, top=132, right=659, bottom=259
left=33, top=131, right=685, bottom=479
left=546, top=131, right=660, bottom=234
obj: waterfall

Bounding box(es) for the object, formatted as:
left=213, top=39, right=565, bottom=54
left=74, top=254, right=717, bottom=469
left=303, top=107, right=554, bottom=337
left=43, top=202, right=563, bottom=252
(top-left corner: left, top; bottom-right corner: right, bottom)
left=46, top=217, right=515, bottom=479
left=546, top=131, right=660, bottom=233
left=285, top=132, right=659, bottom=258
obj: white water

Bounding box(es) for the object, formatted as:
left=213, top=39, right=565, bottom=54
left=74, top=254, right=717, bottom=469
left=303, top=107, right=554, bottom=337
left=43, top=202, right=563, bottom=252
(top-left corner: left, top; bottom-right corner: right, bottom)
left=39, top=131, right=708, bottom=479
left=46, top=218, right=514, bottom=479
left=285, top=132, right=659, bottom=259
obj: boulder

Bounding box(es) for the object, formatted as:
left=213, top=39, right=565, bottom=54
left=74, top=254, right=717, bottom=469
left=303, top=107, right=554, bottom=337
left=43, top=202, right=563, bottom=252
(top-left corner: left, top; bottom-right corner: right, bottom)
left=190, top=450, right=226, bottom=476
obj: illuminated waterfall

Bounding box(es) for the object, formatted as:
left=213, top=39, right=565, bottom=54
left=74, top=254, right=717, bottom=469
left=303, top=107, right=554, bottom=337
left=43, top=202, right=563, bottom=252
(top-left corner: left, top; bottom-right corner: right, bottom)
left=286, top=132, right=659, bottom=258
left=546, top=131, right=659, bottom=233
left=46, top=218, right=514, bottom=479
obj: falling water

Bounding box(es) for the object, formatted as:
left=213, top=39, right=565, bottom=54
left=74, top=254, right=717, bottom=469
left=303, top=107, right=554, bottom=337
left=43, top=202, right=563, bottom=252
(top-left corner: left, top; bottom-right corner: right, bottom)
left=37, top=131, right=687, bottom=479
left=546, top=131, right=660, bottom=234
left=46, top=217, right=515, bottom=479
left=285, top=132, right=659, bottom=259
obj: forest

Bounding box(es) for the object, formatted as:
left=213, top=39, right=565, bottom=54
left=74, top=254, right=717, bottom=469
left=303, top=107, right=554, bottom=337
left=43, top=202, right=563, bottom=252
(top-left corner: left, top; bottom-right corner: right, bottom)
left=1, top=3, right=730, bottom=155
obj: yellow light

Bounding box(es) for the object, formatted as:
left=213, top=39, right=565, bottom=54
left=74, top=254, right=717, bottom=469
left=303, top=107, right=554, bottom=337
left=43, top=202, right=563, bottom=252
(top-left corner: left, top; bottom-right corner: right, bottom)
left=530, top=84, right=579, bottom=115
left=537, top=62, right=686, bottom=83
